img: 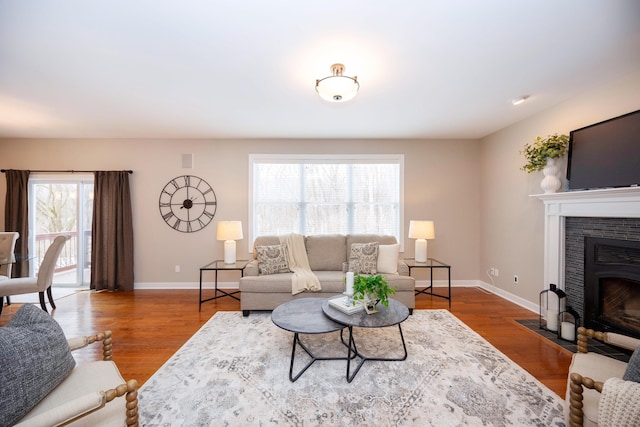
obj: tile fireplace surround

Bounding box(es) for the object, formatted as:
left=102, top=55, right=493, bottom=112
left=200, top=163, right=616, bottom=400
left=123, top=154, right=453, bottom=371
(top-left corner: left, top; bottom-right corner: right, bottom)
left=534, top=187, right=640, bottom=294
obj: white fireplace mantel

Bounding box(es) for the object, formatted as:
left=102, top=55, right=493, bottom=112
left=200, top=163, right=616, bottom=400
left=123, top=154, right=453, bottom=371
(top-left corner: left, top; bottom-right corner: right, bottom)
left=533, top=187, right=640, bottom=291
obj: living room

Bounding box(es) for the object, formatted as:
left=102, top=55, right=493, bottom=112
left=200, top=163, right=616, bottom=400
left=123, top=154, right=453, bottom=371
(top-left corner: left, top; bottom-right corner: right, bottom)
left=1, top=1, right=640, bottom=425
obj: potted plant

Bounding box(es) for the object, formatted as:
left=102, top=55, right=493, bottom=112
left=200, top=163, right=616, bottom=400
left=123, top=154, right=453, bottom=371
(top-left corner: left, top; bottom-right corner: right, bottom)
left=520, top=133, right=569, bottom=173
left=352, top=274, right=396, bottom=314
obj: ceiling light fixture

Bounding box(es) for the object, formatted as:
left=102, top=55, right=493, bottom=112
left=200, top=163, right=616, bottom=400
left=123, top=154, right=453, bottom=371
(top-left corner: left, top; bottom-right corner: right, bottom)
left=315, top=63, right=359, bottom=102
left=511, top=96, right=529, bottom=106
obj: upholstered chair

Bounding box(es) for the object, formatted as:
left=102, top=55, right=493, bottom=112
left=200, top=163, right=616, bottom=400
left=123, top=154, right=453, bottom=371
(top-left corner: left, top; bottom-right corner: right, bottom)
left=0, top=231, right=20, bottom=280
left=566, top=327, right=640, bottom=426
left=0, top=234, right=69, bottom=315
left=0, top=304, right=139, bottom=426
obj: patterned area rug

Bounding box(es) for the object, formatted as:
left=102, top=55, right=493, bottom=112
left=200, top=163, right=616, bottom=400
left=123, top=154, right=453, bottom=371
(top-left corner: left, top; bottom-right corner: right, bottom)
left=138, top=309, right=565, bottom=426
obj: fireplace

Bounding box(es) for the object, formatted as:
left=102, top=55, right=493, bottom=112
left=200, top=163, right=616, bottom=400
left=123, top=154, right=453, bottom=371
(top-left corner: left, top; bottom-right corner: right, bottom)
left=534, top=187, right=640, bottom=337
left=584, top=237, right=640, bottom=338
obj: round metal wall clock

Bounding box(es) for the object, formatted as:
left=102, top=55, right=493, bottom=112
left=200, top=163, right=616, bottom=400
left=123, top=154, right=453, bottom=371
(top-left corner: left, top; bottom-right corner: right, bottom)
left=158, top=175, right=217, bottom=233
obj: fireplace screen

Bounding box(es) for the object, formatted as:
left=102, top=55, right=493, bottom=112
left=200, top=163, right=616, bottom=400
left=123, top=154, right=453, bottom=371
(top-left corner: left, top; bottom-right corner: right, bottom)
left=584, top=237, right=640, bottom=338
left=600, top=277, right=640, bottom=336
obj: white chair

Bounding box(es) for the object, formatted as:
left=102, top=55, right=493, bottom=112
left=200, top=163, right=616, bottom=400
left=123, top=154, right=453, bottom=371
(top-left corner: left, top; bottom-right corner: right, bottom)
left=0, top=231, right=20, bottom=280
left=566, top=327, right=640, bottom=426
left=0, top=235, right=69, bottom=315
left=0, top=231, right=20, bottom=308
left=13, top=330, right=139, bottom=427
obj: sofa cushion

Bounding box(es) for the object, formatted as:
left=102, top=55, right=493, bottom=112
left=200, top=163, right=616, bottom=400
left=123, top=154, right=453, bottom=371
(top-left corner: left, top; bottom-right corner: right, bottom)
left=623, top=346, right=640, bottom=382
left=346, top=234, right=397, bottom=249
left=0, top=304, right=76, bottom=426
left=377, top=244, right=400, bottom=274
left=305, top=234, right=346, bottom=271
left=256, top=244, right=291, bottom=275
left=349, top=242, right=379, bottom=274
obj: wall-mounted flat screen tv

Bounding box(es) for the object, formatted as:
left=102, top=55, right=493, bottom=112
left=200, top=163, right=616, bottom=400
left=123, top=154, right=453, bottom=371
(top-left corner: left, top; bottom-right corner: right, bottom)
left=567, top=109, right=640, bottom=191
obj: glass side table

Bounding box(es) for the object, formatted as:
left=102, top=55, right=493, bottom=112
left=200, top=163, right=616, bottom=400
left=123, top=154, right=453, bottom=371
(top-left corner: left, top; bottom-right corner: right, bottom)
left=404, top=258, right=451, bottom=308
left=199, top=260, right=248, bottom=311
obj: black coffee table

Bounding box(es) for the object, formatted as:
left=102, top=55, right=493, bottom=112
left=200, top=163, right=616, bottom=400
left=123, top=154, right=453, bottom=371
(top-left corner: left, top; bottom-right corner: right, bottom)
left=271, top=298, right=350, bottom=382
left=322, top=297, right=409, bottom=383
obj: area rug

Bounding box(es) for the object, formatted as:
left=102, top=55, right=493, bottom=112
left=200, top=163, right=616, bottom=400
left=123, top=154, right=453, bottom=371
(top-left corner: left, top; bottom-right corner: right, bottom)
left=138, top=310, right=565, bottom=426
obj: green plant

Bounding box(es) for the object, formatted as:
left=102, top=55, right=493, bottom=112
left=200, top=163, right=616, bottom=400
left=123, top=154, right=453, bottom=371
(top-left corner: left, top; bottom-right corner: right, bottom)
left=352, top=274, right=396, bottom=308
left=520, top=133, right=569, bottom=173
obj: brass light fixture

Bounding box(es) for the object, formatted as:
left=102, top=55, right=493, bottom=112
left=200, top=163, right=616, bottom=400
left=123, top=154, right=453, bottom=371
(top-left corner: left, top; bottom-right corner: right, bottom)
left=315, top=63, right=359, bottom=102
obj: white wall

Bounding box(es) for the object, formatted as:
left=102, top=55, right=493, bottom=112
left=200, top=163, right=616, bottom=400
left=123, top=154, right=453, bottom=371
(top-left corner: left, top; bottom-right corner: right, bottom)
left=479, top=69, right=640, bottom=304
left=0, top=138, right=480, bottom=287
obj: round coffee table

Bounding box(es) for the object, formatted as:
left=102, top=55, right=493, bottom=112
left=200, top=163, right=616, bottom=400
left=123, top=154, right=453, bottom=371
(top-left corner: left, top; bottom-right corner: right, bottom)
left=322, top=297, right=409, bottom=383
left=271, top=298, right=348, bottom=382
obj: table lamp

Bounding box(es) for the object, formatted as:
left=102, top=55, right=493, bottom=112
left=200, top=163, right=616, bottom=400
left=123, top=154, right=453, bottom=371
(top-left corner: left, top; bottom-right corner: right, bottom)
left=217, top=221, right=243, bottom=264
left=408, top=220, right=435, bottom=262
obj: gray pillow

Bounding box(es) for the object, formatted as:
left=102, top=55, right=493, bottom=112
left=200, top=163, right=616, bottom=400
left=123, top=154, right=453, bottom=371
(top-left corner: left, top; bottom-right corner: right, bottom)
left=349, top=242, right=379, bottom=274
left=256, top=244, right=291, bottom=275
left=0, top=304, right=76, bottom=426
left=623, top=346, right=640, bottom=382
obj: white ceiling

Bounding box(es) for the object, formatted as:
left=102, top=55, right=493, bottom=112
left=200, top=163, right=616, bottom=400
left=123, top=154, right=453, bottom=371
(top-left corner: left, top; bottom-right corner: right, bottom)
left=1, top=1, right=639, bottom=140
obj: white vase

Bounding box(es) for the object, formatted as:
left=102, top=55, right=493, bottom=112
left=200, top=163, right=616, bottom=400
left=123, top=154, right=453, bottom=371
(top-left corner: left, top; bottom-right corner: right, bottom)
left=540, top=157, right=562, bottom=194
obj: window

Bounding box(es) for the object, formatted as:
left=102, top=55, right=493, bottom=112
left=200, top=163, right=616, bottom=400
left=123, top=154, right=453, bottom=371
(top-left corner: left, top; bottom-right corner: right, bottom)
left=29, top=174, right=94, bottom=287
left=249, top=154, right=403, bottom=246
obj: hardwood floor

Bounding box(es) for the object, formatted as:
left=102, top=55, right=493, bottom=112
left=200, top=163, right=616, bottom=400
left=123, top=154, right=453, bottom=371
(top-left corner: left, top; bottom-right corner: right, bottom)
left=0, top=287, right=572, bottom=397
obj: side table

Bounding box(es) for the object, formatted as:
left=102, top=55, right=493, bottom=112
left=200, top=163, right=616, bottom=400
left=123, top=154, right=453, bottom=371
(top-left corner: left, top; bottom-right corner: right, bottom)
left=199, top=260, right=247, bottom=311
left=404, top=258, right=451, bottom=308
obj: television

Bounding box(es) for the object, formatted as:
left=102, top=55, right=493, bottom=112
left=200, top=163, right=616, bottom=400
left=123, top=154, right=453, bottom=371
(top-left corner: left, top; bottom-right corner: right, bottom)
left=566, top=109, right=640, bottom=191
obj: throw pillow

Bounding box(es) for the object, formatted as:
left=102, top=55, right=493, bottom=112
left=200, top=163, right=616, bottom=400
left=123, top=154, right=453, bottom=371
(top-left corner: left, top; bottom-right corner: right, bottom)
left=623, top=346, right=640, bottom=382
left=377, top=244, right=400, bottom=274
left=256, top=244, right=291, bottom=275
left=0, top=304, right=76, bottom=426
left=349, top=242, right=379, bottom=274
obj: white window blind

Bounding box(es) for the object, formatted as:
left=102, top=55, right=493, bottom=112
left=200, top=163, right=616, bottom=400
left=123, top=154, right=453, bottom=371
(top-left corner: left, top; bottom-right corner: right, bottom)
left=249, top=154, right=403, bottom=246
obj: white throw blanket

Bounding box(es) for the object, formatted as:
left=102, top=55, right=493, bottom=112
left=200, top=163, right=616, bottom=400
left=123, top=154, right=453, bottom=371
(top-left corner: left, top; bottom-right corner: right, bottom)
left=279, top=233, right=321, bottom=295
left=598, top=377, right=640, bottom=427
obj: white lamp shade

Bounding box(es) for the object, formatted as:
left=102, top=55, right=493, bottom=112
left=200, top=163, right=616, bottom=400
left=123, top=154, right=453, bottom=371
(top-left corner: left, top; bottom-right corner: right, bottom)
left=216, top=221, right=243, bottom=241
left=315, top=63, right=359, bottom=103
left=316, top=76, right=359, bottom=102
left=408, top=220, right=435, bottom=240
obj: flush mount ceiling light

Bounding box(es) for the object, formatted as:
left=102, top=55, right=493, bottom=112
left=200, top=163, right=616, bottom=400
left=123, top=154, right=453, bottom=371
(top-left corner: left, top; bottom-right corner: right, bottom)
left=315, top=63, right=359, bottom=102
left=511, top=95, right=529, bottom=106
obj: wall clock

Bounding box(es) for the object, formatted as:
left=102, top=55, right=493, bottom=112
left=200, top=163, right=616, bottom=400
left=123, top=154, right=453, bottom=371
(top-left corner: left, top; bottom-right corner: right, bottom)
left=159, top=175, right=217, bottom=233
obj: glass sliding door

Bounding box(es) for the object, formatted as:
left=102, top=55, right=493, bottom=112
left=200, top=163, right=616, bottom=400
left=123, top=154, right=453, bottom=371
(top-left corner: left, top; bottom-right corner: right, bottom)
left=29, top=175, right=94, bottom=287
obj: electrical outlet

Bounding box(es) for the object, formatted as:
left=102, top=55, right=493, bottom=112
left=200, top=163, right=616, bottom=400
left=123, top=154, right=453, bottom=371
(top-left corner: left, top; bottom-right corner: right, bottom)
left=494, top=268, right=499, bottom=277
left=513, top=275, right=518, bottom=285
left=489, top=268, right=495, bottom=276
left=175, top=265, right=180, bottom=273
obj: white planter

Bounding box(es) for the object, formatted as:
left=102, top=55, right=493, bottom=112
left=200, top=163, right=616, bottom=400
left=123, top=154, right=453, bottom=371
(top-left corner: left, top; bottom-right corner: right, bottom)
left=540, top=157, right=562, bottom=194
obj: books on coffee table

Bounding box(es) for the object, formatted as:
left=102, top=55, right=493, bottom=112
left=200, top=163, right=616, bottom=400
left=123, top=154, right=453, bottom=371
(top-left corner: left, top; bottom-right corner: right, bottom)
left=328, top=295, right=364, bottom=315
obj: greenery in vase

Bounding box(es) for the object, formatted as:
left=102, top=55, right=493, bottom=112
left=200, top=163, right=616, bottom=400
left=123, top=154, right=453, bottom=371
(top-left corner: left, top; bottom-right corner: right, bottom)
left=520, top=133, right=569, bottom=173
left=352, top=274, right=396, bottom=308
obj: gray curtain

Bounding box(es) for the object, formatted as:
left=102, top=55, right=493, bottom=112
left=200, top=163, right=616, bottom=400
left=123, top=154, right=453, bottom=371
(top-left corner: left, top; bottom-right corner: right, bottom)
left=91, top=171, right=134, bottom=291
left=4, top=169, right=30, bottom=277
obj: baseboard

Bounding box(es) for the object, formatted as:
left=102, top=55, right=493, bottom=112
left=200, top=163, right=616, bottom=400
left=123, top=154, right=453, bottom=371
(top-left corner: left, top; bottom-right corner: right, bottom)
left=135, top=281, right=240, bottom=290
left=137, top=279, right=477, bottom=291
left=476, top=280, right=538, bottom=315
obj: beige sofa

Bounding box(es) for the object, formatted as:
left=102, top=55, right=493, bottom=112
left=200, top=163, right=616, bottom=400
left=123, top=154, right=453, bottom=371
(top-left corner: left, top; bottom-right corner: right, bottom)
left=239, top=234, right=415, bottom=316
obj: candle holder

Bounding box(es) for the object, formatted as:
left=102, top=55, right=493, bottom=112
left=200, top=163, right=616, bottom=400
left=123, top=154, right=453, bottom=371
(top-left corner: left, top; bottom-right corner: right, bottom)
left=539, top=284, right=566, bottom=333
left=344, top=271, right=355, bottom=303
left=558, top=306, right=580, bottom=343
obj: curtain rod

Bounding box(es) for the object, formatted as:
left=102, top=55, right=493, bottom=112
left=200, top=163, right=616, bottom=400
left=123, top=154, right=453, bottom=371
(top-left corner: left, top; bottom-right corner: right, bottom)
left=1, top=169, right=133, bottom=174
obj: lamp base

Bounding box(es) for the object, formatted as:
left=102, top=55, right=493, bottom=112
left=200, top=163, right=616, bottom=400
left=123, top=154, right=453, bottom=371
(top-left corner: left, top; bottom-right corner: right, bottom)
left=223, top=240, right=236, bottom=264
left=415, top=239, right=428, bottom=263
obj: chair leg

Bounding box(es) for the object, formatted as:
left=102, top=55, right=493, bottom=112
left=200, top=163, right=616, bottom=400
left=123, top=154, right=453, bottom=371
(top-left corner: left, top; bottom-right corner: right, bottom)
left=46, top=286, right=56, bottom=310
left=6, top=296, right=10, bottom=305
left=0, top=296, right=3, bottom=315
left=38, top=292, right=49, bottom=313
